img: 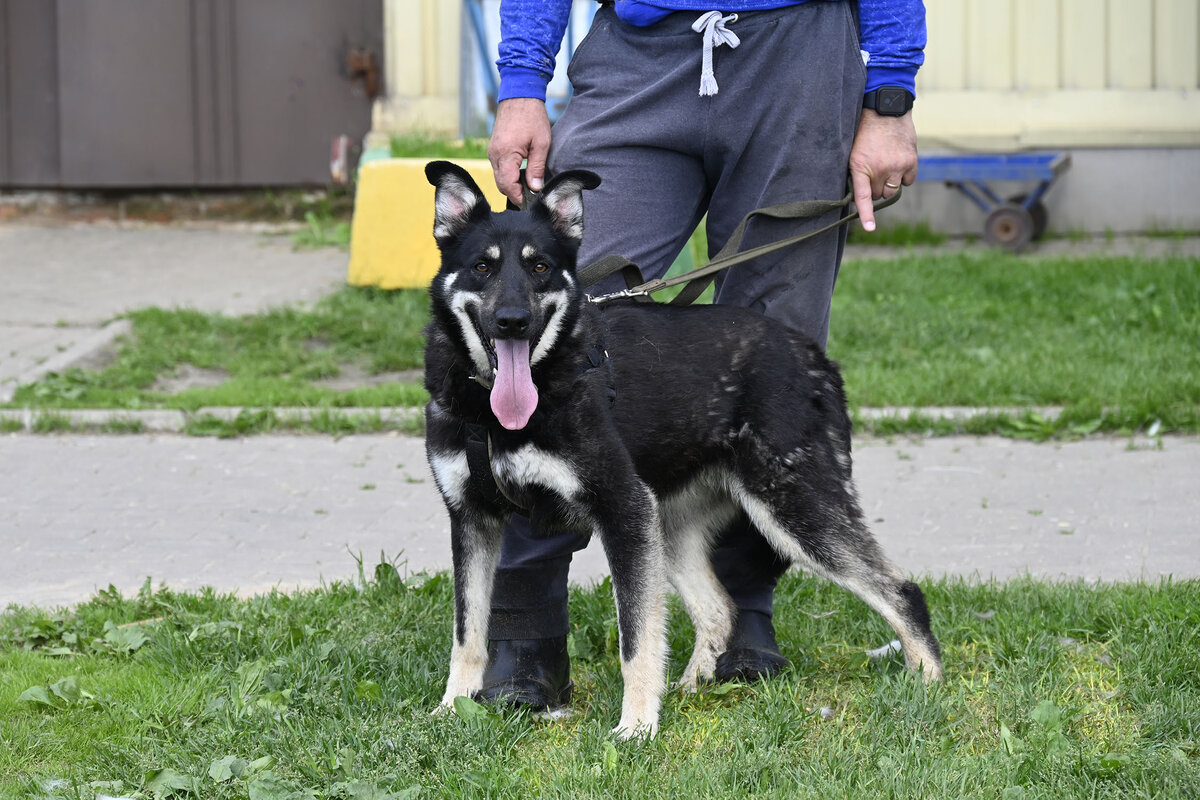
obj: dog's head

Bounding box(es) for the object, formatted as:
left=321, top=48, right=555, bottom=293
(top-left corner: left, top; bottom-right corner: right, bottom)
left=425, top=160, right=601, bottom=430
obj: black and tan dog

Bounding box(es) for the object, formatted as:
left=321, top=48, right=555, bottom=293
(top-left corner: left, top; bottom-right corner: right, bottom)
left=422, top=160, right=942, bottom=738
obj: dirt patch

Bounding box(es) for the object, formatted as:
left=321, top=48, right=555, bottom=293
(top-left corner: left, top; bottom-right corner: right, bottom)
left=68, top=337, right=122, bottom=373
left=147, top=363, right=420, bottom=395
left=315, top=364, right=423, bottom=391
left=151, top=365, right=231, bottom=394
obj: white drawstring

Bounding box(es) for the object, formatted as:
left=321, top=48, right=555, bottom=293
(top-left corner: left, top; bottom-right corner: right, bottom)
left=691, top=11, right=740, bottom=97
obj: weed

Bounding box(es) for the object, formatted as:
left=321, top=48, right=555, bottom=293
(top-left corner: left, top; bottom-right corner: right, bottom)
left=185, top=409, right=279, bottom=438
left=30, top=412, right=73, bottom=434
left=293, top=211, right=352, bottom=251
left=99, top=417, right=147, bottom=434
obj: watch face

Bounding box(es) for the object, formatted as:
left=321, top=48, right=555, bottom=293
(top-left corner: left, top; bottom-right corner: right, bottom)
left=879, top=87, right=908, bottom=115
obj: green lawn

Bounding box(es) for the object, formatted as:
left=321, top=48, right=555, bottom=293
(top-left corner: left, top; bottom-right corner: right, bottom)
left=8, top=250, right=1197, bottom=439
left=2, top=570, right=1197, bottom=799
left=7, top=289, right=430, bottom=415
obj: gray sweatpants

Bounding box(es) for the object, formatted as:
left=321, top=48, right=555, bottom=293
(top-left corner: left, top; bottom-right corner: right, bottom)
left=490, top=1, right=867, bottom=638
left=550, top=0, right=866, bottom=346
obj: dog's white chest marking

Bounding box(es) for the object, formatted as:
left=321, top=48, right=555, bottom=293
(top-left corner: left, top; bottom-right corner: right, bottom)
left=493, top=443, right=583, bottom=500
left=428, top=448, right=471, bottom=510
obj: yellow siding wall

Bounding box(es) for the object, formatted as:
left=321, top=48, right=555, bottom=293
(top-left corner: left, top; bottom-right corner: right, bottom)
left=922, top=0, right=1199, bottom=92
left=372, top=0, right=462, bottom=137
left=918, top=0, right=1200, bottom=147
left=370, top=0, right=1200, bottom=147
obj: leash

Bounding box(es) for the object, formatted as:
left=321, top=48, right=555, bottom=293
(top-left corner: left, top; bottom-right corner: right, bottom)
left=506, top=168, right=902, bottom=305
left=582, top=187, right=903, bottom=305
left=468, top=176, right=900, bottom=510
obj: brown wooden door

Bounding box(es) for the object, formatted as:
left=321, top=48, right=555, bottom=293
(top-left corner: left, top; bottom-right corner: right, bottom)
left=0, top=0, right=383, bottom=187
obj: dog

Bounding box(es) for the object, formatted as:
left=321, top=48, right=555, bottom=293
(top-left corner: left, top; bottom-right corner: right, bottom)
left=422, top=160, right=942, bottom=739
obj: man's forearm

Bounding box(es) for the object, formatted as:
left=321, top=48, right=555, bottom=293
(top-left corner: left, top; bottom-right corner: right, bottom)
left=856, top=0, right=926, bottom=94
left=497, top=0, right=574, bottom=101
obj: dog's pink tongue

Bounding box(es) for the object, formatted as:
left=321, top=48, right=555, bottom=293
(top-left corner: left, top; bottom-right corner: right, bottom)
left=491, top=339, right=538, bottom=430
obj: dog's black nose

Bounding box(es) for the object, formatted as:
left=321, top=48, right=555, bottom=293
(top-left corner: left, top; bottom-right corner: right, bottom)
left=495, top=307, right=531, bottom=335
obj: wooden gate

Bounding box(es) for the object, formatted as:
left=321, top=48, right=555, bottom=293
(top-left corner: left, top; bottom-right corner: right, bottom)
left=0, top=0, right=383, bottom=187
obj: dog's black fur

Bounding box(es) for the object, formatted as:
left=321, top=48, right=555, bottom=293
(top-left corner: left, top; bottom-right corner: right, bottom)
left=423, top=161, right=942, bottom=738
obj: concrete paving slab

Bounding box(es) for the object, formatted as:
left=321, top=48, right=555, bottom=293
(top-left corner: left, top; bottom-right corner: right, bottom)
left=2, top=433, right=1196, bottom=610
left=0, top=223, right=348, bottom=401
left=0, top=223, right=348, bottom=325
left=0, top=320, right=132, bottom=402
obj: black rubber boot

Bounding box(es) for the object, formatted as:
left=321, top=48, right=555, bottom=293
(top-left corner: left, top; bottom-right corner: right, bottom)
left=713, top=609, right=790, bottom=682
left=474, top=637, right=573, bottom=710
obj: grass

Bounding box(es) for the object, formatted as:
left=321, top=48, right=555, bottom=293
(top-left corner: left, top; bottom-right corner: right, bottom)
left=846, top=219, right=947, bottom=247
left=292, top=212, right=351, bottom=252
left=389, top=134, right=489, bottom=160
left=181, top=408, right=423, bottom=439
left=7, top=250, right=1197, bottom=438
left=7, top=288, right=430, bottom=414
left=2, top=568, right=1197, bottom=798
left=829, top=251, right=1200, bottom=435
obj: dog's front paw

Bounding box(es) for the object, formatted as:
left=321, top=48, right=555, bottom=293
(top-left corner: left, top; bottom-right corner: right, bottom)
left=435, top=690, right=476, bottom=715
left=612, top=716, right=658, bottom=741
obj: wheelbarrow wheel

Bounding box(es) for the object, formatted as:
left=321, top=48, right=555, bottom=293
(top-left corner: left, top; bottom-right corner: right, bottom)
left=1008, top=193, right=1049, bottom=240
left=984, top=203, right=1035, bottom=252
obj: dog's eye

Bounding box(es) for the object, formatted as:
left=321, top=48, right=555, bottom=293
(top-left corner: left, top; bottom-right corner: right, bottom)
left=473, top=263, right=490, bottom=273
left=532, top=263, right=549, bottom=274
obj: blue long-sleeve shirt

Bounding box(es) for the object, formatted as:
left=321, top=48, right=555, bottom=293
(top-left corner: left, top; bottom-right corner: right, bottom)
left=497, top=0, right=926, bottom=102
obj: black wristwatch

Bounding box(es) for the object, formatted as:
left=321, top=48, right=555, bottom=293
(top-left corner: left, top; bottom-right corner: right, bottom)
left=862, top=87, right=914, bottom=116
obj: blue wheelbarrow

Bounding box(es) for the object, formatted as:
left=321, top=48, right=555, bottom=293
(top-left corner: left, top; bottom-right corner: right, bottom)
left=916, top=152, right=1072, bottom=251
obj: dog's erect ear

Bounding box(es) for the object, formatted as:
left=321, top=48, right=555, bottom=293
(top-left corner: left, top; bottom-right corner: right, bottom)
left=425, top=160, right=490, bottom=244
left=534, top=170, right=601, bottom=242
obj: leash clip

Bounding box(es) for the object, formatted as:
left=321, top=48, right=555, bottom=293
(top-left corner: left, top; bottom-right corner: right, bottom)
left=587, top=288, right=649, bottom=305
left=588, top=278, right=668, bottom=305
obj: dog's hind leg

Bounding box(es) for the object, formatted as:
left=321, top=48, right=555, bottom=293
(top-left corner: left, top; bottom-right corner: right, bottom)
left=729, top=477, right=943, bottom=683
left=595, top=484, right=671, bottom=739
left=439, top=510, right=504, bottom=709
left=670, top=552, right=734, bottom=693
left=662, top=492, right=738, bottom=692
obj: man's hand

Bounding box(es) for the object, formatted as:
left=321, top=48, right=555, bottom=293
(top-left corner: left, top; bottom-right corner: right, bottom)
left=849, top=109, right=918, bottom=232
left=488, top=98, right=553, bottom=207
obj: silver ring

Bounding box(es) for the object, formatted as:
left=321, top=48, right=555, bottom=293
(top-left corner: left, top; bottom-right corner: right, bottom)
left=884, top=181, right=900, bottom=189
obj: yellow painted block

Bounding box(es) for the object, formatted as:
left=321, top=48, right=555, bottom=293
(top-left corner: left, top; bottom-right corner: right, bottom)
left=347, top=158, right=507, bottom=290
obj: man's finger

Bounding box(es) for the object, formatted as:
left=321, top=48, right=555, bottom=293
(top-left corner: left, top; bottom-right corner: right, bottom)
left=852, top=170, right=876, bottom=232
left=493, top=154, right=525, bottom=207
left=525, top=155, right=546, bottom=194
